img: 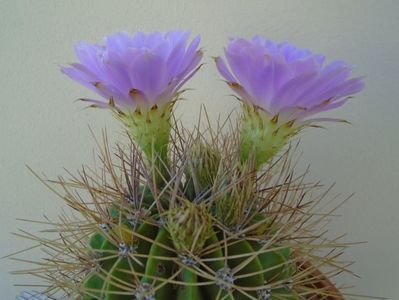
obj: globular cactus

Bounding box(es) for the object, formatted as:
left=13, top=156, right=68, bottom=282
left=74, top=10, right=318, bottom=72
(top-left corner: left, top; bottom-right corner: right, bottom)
left=12, top=123, right=347, bottom=300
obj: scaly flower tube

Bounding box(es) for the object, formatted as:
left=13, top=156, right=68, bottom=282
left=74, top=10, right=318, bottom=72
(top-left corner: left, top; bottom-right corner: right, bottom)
left=62, top=30, right=203, bottom=184
left=216, top=36, right=364, bottom=167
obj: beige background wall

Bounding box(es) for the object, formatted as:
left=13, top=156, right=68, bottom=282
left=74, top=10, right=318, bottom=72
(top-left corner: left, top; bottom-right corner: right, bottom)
left=1, top=0, right=398, bottom=299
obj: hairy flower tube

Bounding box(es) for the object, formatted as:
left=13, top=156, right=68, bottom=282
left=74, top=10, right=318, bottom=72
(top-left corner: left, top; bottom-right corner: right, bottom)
left=62, top=30, right=203, bottom=184
left=216, top=36, right=364, bottom=167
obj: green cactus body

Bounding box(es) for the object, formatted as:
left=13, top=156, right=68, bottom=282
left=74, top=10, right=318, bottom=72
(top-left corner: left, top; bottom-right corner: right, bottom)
left=82, top=217, right=298, bottom=300
left=29, top=102, right=344, bottom=300
left=250, top=242, right=295, bottom=282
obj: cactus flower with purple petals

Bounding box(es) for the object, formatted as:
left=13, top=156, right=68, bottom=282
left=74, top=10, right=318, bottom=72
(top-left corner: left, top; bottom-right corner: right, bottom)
left=215, top=36, right=364, bottom=167
left=62, top=31, right=203, bottom=184
left=62, top=30, right=202, bottom=110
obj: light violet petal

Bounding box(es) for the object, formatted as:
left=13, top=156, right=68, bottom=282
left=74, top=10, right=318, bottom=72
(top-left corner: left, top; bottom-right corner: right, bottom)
left=174, top=49, right=203, bottom=83
left=271, top=72, right=319, bottom=111
left=129, top=52, right=169, bottom=103
left=295, top=67, right=352, bottom=107
left=171, top=53, right=203, bottom=94
left=215, top=57, right=236, bottom=83
left=294, top=99, right=349, bottom=120
left=177, top=35, right=201, bottom=76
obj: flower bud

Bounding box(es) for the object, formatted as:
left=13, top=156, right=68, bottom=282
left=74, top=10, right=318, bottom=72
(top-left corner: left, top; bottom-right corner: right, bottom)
left=188, top=141, right=221, bottom=190
left=167, top=201, right=212, bottom=254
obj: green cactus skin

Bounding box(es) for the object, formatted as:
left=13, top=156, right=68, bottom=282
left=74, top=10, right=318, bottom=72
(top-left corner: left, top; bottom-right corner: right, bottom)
left=131, top=222, right=159, bottom=273
left=104, top=223, right=158, bottom=300
left=82, top=236, right=115, bottom=300
left=82, top=273, right=104, bottom=300
left=105, top=257, right=134, bottom=300
left=140, top=227, right=176, bottom=299
left=269, top=288, right=300, bottom=300
left=89, top=232, right=106, bottom=250
left=83, top=221, right=159, bottom=300
left=176, top=268, right=202, bottom=300
left=227, top=240, right=265, bottom=300
left=202, top=231, right=234, bottom=300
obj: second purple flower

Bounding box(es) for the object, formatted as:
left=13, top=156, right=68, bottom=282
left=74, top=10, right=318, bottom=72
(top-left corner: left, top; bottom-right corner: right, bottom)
left=216, top=36, right=365, bottom=167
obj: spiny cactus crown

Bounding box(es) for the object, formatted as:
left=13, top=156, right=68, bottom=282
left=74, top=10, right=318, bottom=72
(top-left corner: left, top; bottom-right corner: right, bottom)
left=12, top=120, right=349, bottom=300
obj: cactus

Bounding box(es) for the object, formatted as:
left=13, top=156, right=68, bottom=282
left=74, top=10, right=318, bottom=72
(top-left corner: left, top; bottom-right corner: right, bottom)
left=12, top=121, right=348, bottom=300
left=74, top=131, right=301, bottom=300
left=9, top=31, right=365, bottom=299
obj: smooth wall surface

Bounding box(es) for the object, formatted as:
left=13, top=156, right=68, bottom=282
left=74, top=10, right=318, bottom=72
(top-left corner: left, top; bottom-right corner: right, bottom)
left=1, top=0, right=398, bottom=298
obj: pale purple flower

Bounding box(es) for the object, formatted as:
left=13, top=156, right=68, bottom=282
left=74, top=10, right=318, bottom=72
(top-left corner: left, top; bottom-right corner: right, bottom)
left=216, top=36, right=364, bottom=123
left=62, top=31, right=202, bottom=110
